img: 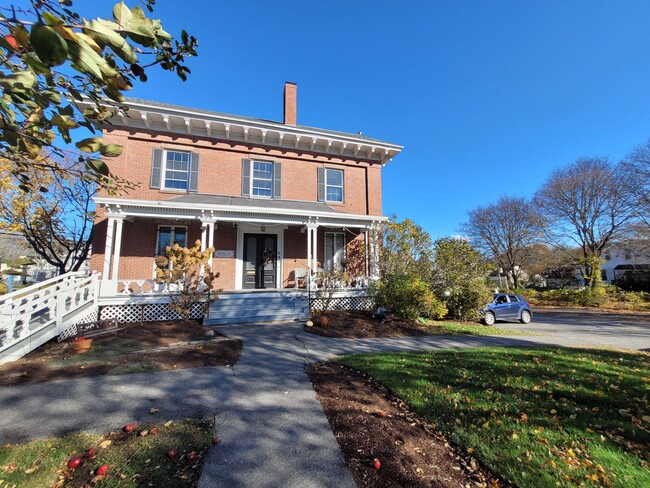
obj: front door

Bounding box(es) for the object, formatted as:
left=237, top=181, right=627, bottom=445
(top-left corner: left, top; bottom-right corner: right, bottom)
left=243, top=233, right=277, bottom=289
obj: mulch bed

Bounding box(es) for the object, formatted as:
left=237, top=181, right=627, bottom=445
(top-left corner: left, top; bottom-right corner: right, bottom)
left=308, top=362, right=503, bottom=488
left=304, top=310, right=436, bottom=338
left=0, top=320, right=241, bottom=387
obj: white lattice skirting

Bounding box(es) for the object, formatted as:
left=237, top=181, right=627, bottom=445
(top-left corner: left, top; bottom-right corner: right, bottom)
left=309, top=295, right=375, bottom=312
left=58, top=306, right=100, bottom=342
left=99, top=302, right=206, bottom=323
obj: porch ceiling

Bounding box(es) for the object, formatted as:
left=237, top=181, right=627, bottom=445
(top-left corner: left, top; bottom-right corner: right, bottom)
left=95, top=195, right=386, bottom=229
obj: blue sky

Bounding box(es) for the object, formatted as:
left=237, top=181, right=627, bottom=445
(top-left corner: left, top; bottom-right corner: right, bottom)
left=82, top=1, right=650, bottom=239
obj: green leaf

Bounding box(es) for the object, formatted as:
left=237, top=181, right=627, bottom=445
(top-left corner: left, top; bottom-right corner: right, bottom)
left=51, top=114, right=78, bottom=129
left=113, top=1, right=133, bottom=25
left=0, top=71, right=37, bottom=91
left=67, top=42, right=102, bottom=79
left=87, top=158, right=110, bottom=176
left=84, top=19, right=137, bottom=64
left=30, top=24, right=68, bottom=67
left=99, top=143, right=122, bottom=157
left=42, top=11, right=64, bottom=26
left=76, top=137, right=104, bottom=153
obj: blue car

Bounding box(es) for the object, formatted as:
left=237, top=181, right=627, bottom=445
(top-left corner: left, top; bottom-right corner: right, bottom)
left=481, top=293, right=533, bottom=325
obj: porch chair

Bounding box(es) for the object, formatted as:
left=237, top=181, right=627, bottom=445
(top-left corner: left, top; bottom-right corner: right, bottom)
left=294, top=268, right=307, bottom=288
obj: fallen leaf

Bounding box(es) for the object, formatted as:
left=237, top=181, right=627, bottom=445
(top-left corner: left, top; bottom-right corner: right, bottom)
left=164, top=420, right=173, bottom=427
left=98, top=440, right=112, bottom=449
left=24, top=467, right=36, bottom=474
left=139, top=430, right=149, bottom=437
left=149, top=408, right=160, bottom=414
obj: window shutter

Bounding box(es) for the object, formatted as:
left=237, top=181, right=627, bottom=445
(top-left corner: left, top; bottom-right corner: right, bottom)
left=273, top=162, right=282, bottom=199
left=189, top=152, right=199, bottom=192
left=150, top=148, right=163, bottom=189
left=317, top=167, right=325, bottom=202
left=340, top=170, right=345, bottom=203
left=242, top=159, right=250, bottom=196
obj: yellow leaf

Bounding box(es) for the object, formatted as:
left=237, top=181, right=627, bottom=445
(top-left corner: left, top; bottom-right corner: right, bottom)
left=164, top=420, right=173, bottom=427
left=550, top=409, right=557, bottom=415
left=98, top=440, right=112, bottom=449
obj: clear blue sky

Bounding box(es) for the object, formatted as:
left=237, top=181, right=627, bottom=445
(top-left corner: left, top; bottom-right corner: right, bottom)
left=85, top=1, right=650, bottom=239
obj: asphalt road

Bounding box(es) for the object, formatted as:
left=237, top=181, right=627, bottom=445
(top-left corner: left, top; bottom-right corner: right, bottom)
left=497, top=309, right=650, bottom=350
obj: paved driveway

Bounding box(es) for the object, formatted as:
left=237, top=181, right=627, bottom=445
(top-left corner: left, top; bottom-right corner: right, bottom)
left=497, top=310, right=650, bottom=350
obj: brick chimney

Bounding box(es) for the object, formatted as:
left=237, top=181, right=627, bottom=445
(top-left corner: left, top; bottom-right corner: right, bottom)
left=283, top=82, right=297, bottom=125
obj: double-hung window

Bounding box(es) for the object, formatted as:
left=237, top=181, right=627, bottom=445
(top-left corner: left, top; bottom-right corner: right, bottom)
left=325, top=169, right=343, bottom=203
left=242, top=158, right=281, bottom=199
left=163, top=151, right=190, bottom=190
left=324, top=232, right=346, bottom=272
left=318, top=167, right=344, bottom=203
left=252, top=161, right=274, bottom=197
left=156, top=226, right=187, bottom=256
left=150, top=148, right=199, bottom=192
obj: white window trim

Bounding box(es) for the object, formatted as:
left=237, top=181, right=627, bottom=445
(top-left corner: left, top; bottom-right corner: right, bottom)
left=324, top=168, right=344, bottom=203
left=250, top=159, right=274, bottom=199
left=162, top=149, right=191, bottom=192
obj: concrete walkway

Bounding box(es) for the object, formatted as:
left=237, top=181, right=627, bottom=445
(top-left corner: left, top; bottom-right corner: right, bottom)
left=1, top=322, right=649, bottom=487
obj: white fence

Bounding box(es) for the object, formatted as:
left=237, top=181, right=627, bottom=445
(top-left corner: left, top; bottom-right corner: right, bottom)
left=0, top=272, right=100, bottom=365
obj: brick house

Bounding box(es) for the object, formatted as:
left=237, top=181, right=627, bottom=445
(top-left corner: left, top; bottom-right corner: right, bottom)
left=84, top=83, right=402, bottom=321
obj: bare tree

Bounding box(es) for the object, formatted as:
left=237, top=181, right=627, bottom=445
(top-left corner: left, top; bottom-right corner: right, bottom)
left=461, top=196, right=541, bottom=288
left=533, top=157, right=634, bottom=287
left=621, top=138, right=650, bottom=229
left=0, top=160, right=96, bottom=275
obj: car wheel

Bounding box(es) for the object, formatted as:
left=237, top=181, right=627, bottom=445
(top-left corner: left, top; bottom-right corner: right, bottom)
left=520, top=310, right=532, bottom=324
left=483, top=311, right=495, bottom=326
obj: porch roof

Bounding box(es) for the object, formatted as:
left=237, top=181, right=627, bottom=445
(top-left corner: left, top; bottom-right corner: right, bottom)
left=95, top=195, right=386, bottom=229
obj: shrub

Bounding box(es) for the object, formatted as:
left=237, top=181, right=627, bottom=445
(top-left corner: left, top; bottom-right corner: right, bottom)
left=442, top=279, right=493, bottom=321
left=373, top=275, right=447, bottom=320
left=0, top=281, right=7, bottom=294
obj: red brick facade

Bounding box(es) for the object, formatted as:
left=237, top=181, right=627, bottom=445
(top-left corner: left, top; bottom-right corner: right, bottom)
left=91, top=86, right=397, bottom=290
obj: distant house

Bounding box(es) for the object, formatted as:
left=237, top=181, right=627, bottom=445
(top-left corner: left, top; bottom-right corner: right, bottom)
left=76, top=82, right=402, bottom=321
left=601, top=244, right=650, bottom=290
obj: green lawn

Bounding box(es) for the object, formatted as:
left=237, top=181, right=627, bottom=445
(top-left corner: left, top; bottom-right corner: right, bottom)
left=0, top=419, right=213, bottom=487
left=425, top=320, right=536, bottom=336
left=338, top=347, right=650, bottom=487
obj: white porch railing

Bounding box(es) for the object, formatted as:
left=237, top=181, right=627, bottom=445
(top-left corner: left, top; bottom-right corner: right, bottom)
left=0, top=271, right=100, bottom=365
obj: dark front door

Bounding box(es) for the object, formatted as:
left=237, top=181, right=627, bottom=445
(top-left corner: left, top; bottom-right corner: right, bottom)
left=243, top=234, right=277, bottom=289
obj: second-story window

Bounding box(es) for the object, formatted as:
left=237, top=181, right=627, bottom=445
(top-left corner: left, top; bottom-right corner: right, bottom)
left=241, top=158, right=282, bottom=199
left=150, top=148, right=199, bottom=192
left=325, top=169, right=343, bottom=203
left=318, top=167, right=344, bottom=204
left=252, top=161, right=274, bottom=197
left=164, top=151, right=191, bottom=190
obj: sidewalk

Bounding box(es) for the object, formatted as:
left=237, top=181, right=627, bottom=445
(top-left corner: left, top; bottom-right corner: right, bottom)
left=1, top=322, right=649, bottom=487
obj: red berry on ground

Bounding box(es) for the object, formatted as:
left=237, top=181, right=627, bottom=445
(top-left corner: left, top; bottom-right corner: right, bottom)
left=123, top=423, right=135, bottom=433
left=67, top=456, right=82, bottom=469
left=96, top=464, right=109, bottom=476
left=186, top=451, right=197, bottom=462
left=84, top=448, right=95, bottom=458
left=373, top=458, right=381, bottom=470
left=167, top=449, right=177, bottom=459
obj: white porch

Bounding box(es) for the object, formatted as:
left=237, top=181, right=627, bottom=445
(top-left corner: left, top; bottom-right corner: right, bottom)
left=96, top=194, right=383, bottom=300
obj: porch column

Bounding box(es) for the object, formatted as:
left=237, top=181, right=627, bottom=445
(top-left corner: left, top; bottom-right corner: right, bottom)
left=102, top=217, right=116, bottom=279
left=306, top=223, right=319, bottom=272
left=201, top=218, right=216, bottom=270
left=307, top=224, right=312, bottom=272
left=369, top=227, right=380, bottom=281
left=110, top=217, right=124, bottom=281
left=312, top=226, right=318, bottom=271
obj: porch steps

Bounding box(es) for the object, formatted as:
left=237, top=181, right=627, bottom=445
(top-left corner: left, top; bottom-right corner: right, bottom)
left=204, top=291, right=310, bottom=326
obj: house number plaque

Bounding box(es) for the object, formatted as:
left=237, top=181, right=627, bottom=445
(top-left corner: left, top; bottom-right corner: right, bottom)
left=214, top=250, right=235, bottom=258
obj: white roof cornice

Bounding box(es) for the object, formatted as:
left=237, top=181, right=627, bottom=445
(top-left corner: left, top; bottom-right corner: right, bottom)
left=77, top=98, right=403, bottom=165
